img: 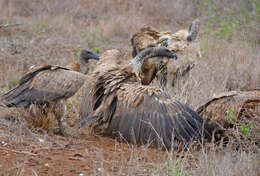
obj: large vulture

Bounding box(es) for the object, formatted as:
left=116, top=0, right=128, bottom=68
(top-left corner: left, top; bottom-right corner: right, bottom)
left=196, top=90, right=260, bottom=146
left=131, top=19, right=200, bottom=57
left=0, top=50, right=99, bottom=136
left=131, top=19, right=200, bottom=89
left=76, top=47, right=213, bottom=149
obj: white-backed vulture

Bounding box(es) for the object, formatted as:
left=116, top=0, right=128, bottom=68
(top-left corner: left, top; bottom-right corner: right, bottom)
left=131, top=26, right=170, bottom=57
left=196, top=90, right=260, bottom=146
left=131, top=19, right=200, bottom=89
left=0, top=50, right=99, bottom=136
left=76, top=47, right=213, bottom=149
left=131, top=19, right=200, bottom=57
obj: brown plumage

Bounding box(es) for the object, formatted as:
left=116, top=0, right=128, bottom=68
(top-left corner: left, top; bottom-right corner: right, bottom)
left=0, top=50, right=99, bottom=135
left=131, top=19, right=200, bottom=89
left=0, top=65, right=86, bottom=135
left=77, top=47, right=213, bottom=149
left=196, top=90, right=260, bottom=144
left=131, top=26, right=165, bottom=58
left=131, top=26, right=170, bottom=57
left=131, top=19, right=200, bottom=57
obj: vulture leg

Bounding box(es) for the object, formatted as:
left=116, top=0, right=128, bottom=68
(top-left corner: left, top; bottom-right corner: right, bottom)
left=52, top=101, right=68, bottom=137
left=55, top=117, right=67, bottom=137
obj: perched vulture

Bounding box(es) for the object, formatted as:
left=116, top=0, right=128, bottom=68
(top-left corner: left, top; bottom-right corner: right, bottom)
left=196, top=90, right=260, bottom=145
left=76, top=47, right=213, bottom=149
left=0, top=50, right=99, bottom=136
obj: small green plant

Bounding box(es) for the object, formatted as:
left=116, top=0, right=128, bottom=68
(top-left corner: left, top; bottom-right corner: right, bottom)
left=39, top=57, right=46, bottom=63
left=214, top=20, right=239, bottom=40
left=227, top=109, right=236, bottom=124
left=0, top=88, right=5, bottom=94
left=93, top=47, right=101, bottom=54
left=8, top=77, right=18, bottom=89
left=71, top=99, right=76, bottom=105
left=0, top=18, right=14, bottom=25
left=227, top=109, right=254, bottom=137
left=242, top=11, right=250, bottom=23
left=153, top=166, right=160, bottom=172
left=66, top=103, right=71, bottom=111
left=150, top=166, right=161, bottom=176
left=175, top=171, right=192, bottom=176
left=33, top=22, right=52, bottom=33
left=239, top=122, right=254, bottom=137
left=256, top=1, right=260, bottom=16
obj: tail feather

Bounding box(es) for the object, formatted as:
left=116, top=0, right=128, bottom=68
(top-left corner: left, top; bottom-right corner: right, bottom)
left=0, top=81, right=31, bottom=107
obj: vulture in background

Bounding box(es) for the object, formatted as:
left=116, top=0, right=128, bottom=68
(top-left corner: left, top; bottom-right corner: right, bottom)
left=131, top=19, right=200, bottom=89
left=76, top=46, right=213, bottom=150
left=196, top=90, right=260, bottom=146
left=78, top=49, right=101, bottom=74
left=131, top=19, right=200, bottom=57
left=0, top=50, right=99, bottom=136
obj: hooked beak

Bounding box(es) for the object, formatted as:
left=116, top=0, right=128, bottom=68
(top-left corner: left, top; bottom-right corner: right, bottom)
left=90, top=53, right=100, bottom=61
left=80, top=50, right=100, bottom=62
left=170, top=52, right=178, bottom=60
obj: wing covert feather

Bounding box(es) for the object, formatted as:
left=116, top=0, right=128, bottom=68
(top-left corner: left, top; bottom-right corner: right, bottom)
left=1, top=66, right=86, bottom=107
left=78, top=70, right=213, bottom=149
left=105, top=84, right=212, bottom=149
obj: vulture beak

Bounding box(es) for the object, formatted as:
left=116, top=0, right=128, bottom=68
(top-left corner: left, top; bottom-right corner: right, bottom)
left=80, top=50, right=100, bottom=63
left=163, top=49, right=178, bottom=60
left=170, top=52, right=178, bottom=60
left=90, top=52, right=100, bottom=61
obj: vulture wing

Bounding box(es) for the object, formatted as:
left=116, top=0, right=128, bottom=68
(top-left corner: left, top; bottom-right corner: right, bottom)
left=79, top=73, right=213, bottom=149
left=108, top=84, right=212, bottom=149
left=196, top=90, right=260, bottom=127
left=1, top=65, right=86, bottom=107
left=196, top=90, right=260, bottom=145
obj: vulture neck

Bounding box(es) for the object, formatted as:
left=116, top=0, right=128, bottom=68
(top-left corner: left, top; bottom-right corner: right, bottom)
left=130, top=48, right=155, bottom=75
left=67, top=62, right=81, bottom=72
left=130, top=48, right=161, bottom=85
left=124, top=62, right=157, bottom=86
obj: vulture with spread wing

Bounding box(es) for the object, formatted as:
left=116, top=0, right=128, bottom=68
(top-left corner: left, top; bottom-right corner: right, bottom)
left=0, top=50, right=99, bottom=136
left=76, top=47, right=213, bottom=149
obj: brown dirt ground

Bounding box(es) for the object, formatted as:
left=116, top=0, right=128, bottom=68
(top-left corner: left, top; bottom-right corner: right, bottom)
left=0, top=121, right=172, bottom=175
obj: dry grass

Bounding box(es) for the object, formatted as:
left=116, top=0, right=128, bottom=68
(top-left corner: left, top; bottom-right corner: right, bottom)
left=0, top=0, right=259, bottom=175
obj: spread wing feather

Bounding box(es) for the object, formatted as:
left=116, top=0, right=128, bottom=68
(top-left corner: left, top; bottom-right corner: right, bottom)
left=80, top=75, right=212, bottom=149
left=1, top=65, right=86, bottom=107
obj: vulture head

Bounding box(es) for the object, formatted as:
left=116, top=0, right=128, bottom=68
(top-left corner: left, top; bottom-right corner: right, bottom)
left=130, top=46, right=178, bottom=85
left=187, top=19, right=200, bottom=42
left=79, top=49, right=100, bottom=74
